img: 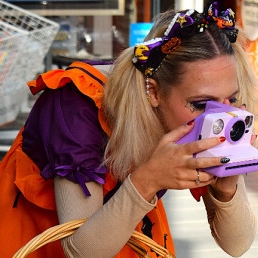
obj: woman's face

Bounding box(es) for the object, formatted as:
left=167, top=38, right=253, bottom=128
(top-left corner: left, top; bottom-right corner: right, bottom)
left=155, top=55, right=239, bottom=131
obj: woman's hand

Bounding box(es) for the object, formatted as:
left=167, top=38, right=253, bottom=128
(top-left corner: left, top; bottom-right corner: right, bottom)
left=130, top=121, right=228, bottom=202
left=209, top=176, right=238, bottom=202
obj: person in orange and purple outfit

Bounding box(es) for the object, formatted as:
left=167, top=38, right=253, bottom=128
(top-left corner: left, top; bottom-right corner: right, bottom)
left=1, top=2, right=257, bottom=257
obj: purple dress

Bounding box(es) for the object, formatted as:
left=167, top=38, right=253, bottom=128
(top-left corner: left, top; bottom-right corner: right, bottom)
left=22, top=82, right=108, bottom=196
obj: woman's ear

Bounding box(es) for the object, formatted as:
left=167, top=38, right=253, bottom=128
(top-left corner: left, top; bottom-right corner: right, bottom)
left=148, top=78, right=160, bottom=107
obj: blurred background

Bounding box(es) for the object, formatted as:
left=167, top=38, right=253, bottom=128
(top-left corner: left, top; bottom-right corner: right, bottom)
left=1, top=0, right=257, bottom=128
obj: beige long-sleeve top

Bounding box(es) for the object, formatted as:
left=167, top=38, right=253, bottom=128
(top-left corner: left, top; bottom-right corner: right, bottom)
left=54, top=174, right=256, bottom=258
left=203, top=175, right=257, bottom=257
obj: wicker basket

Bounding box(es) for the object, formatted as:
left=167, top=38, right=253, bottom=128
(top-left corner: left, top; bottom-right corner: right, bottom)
left=12, top=218, right=175, bottom=258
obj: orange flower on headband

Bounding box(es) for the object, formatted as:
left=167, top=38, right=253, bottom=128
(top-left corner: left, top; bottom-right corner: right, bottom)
left=161, top=37, right=181, bottom=54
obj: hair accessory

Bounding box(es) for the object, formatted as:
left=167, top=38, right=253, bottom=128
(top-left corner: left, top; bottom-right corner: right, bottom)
left=161, top=37, right=182, bottom=54
left=206, top=2, right=238, bottom=43
left=132, top=1, right=238, bottom=77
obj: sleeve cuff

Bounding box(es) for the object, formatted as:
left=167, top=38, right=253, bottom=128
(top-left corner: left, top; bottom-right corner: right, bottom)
left=208, top=184, right=241, bottom=208
left=127, top=174, right=158, bottom=207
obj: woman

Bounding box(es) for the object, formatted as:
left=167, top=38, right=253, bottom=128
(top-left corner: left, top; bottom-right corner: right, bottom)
left=1, top=2, right=257, bottom=258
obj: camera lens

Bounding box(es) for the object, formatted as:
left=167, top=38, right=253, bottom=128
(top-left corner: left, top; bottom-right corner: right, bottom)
left=230, top=120, right=245, bottom=142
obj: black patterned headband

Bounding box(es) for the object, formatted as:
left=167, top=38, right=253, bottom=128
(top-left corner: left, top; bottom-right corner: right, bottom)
left=132, top=1, right=238, bottom=77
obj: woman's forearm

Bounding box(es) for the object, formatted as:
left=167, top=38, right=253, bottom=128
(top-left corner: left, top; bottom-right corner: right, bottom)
left=203, top=175, right=257, bottom=257
left=54, top=175, right=157, bottom=257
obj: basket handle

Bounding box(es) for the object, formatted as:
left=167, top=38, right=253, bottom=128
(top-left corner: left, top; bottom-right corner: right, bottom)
left=12, top=218, right=175, bottom=258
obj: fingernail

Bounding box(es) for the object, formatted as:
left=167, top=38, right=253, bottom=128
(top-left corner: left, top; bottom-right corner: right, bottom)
left=187, top=119, right=195, bottom=126
left=220, top=157, right=230, bottom=164
left=219, top=136, right=226, bottom=142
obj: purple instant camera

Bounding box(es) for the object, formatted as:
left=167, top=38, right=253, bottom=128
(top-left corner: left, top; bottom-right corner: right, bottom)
left=177, top=101, right=258, bottom=177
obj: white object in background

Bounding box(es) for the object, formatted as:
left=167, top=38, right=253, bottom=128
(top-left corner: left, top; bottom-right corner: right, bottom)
left=174, top=0, right=203, bottom=12
left=0, top=0, right=60, bottom=126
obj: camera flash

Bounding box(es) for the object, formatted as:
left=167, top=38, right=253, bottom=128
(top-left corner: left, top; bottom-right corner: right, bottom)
left=213, top=119, right=224, bottom=134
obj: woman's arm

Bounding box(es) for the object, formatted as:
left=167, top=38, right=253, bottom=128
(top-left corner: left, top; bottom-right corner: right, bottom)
left=203, top=175, right=257, bottom=257
left=54, top=175, right=157, bottom=258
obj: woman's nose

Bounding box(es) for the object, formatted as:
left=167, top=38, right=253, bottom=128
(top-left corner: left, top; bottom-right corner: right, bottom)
left=222, top=98, right=231, bottom=105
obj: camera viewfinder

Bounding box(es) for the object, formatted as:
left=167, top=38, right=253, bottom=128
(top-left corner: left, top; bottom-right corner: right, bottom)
left=245, top=116, right=253, bottom=128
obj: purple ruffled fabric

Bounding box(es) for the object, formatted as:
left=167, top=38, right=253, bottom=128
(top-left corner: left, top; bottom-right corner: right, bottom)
left=22, top=82, right=108, bottom=196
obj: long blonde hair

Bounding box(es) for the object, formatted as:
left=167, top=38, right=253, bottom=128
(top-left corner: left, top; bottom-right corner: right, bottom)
left=232, top=28, right=258, bottom=134
left=103, top=9, right=258, bottom=180
left=103, top=48, right=164, bottom=180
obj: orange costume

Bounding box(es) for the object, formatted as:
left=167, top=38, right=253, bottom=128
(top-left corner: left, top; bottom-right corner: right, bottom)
left=0, top=62, right=175, bottom=257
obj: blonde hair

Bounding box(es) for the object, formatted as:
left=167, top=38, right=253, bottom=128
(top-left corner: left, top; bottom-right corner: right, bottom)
left=232, top=28, right=258, bottom=135
left=103, top=48, right=164, bottom=180
left=103, top=9, right=258, bottom=180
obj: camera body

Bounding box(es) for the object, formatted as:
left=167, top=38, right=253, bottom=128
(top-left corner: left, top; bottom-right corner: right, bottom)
left=177, top=101, right=258, bottom=177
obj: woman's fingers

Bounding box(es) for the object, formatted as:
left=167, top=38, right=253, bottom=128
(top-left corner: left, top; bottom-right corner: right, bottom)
left=161, top=121, right=195, bottom=144
left=183, top=136, right=226, bottom=155
left=147, top=126, right=231, bottom=191
left=186, top=155, right=230, bottom=170
left=251, top=134, right=257, bottom=145
left=174, top=168, right=214, bottom=189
